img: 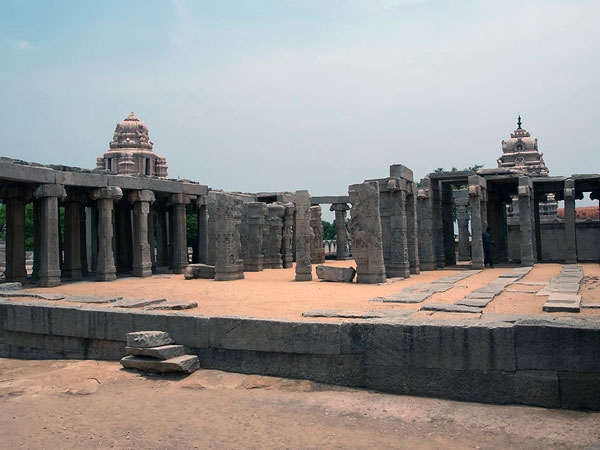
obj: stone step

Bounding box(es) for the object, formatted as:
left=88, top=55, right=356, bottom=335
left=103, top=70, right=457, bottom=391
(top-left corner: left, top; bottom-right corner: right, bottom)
left=543, top=302, right=580, bottom=313
left=120, top=355, right=200, bottom=374
left=126, top=331, right=174, bottom=348
left=126, top=344, right=186, bottom=360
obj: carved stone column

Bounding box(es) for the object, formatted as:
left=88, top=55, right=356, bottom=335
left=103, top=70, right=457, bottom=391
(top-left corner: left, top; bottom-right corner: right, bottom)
left=147, top=204, right=156, bottom=271
left=295, top=191, right=312, bottom=281
left=155, top=206, right=169, bottom=268
left=564, top=178, right=577, bottom=264
left=417, top=178, right=436, bottom=271
left=309, top=206, right=325, bottom=264
left=282, top=203, right=295, bottom=268
left=214, top=193, right=244, bottom=281
left=468, top=175, right=485, bottom=270
left=349, top=181, right=386, bottom=284
left=91, top=187, right=122, bottom=281
left=63, top=192, right=87, bottom=280
left=196, top=196, right=209, bottom=264
left=129, top=190, right=155, bottom=277
left=406, top=185, right=420, bottom=275
left=2, top=186, right=29, bottom=283
left=518, top=176, right=535, bottom=267
left=330, top=203, right=350, bottom=260
left=442, top=182, right=456, bottom=266
left=431, top=178, right=444, bottom=268
left=267, top=204, right=285, bottom=269
left=244, top=202, right=267, bottom=271
left=169, top=193, right=190, bottom=274
left=453, top=189, right=471, bottom=262
left=33, top=184, right=66, bottom=287
left=115, top=198, right=133, bottom=273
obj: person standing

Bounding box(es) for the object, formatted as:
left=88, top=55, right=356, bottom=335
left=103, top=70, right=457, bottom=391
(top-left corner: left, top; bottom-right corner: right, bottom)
left=482, top=226, right=495, bottom=268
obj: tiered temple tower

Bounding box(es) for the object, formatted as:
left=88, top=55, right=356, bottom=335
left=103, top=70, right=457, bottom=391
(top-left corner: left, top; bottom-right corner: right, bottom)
left=96, top=113, right=168, bottom=177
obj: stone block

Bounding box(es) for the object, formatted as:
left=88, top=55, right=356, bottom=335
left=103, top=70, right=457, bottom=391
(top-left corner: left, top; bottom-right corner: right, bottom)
left=126, top=331, right=174, bottom=348
left=542, top=302, right=580, bottom=313
left=558, top=371, right=600, bottom=410
left=64, top=295, right=121, bottom=304
left=208, top=317, right=341, bottom=355
left=111, top=298, right=166, bottom=308
left=513, top=370, right=560, bottom=408
left=120, top=354, right=199, bottom=373
left=389, top=164, right=414, bottom=181
left=315, top=265, right=356, bottom=282
left=456, top=298, right=492, bottom=308
left=144, top=300, right=198, bottom=310
left=0, top=291, right=65, bottom=300
left=420, top=303, right=482, bottom=314
left=0, top=282, right=22, bottom=291
left=184, top=264, right=215, bottom=279
left=126, top=344, right=186, bottom=360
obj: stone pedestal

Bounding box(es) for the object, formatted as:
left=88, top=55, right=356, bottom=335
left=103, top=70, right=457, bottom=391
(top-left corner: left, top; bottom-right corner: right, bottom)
left=468, top=175, right=485, bottom=270
left=295, top=191, right=312, bottom=281
left=309, top=206, right=325, bottom=264
left=282, top=203, right=295, bottom=268
left=416, top=178, right=436, bottom=271
left=244, top=202, right=267, bottom=271
left=34, top=184, right=66, bottom=287
left=214, top=193, right=244, bottom=281
left=169, top=194, right=190, bottom=274
left=518, top=177, right=535, bottom=267
left=91, top=187, right=122, bottom=281
left=331, top=203, right=350, bottom=260
left=349, top=181, right=386, bottom=284
left=267, top=204, right=285, bottom=269
left=3, top=188, right=28, bottom=283
left=129, top=190, right=155, bottom=277
left=564, top=179, right=577, bottom=264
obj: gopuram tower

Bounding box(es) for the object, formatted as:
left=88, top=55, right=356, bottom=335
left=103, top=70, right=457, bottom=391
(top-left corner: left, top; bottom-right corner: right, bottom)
left=96, top=112, right=168, bottom=177
left=499, top=116, right=557, bottom=221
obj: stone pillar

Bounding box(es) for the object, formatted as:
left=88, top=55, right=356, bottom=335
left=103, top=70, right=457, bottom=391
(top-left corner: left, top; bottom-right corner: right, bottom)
left=518, top=176, right=535, bottom=267
left=79, top=205, right=88, bottom=277
left=32, top=200, right=41, bottom=280
left=417, top=178, right=436, bottom=270
left=244, top=202, right=267, bottom=271
left=487, top=195, right=508, bottom=264
left=214, top=193, right=245, bottom=281
left=129, top=190, right=155, bottom=277
left=442, top=182, right=456, bottom=266
left=330, top=203, right=350, bottom=260
left=406, top=186, right=420, bottom=275
left=348, top=181, right=386, bottom=284
left=282, top=203, right=295, bottom=268
left=88, top=206, right=98, bottom=273
left=207, top=193, right=217, bottom=266
left=380, top=181, right=410, bottom=278
left=33, top=184, right=66, bottom=287
left=91, top=187, right=122, bottom=281
left=468, top=175, right=485, bottom=270
left=3, top=187, right=28, bottom=283
left=267, top=204, right=285, bottom=269
left=431, top=178, right=444, bottom=268
left=63, top=196, right=84, bottom=279
left=295, top=191, right=312, bottom=281
left=148, top=205, right=156, bottom=270
left=196, top=196, right=209, bottom=264
left=453, top=189, right=470, bottom=262
left=168, top=194, right=190, bottom=274
left=564, top=178, right=577, bottom=264
left=533, top=193, right=545, bottom=262
left=155, top=206, right=169, bottom=268
left=309, top=206, right=325, bottom=264
left=115, top=199, right=133, bottom=273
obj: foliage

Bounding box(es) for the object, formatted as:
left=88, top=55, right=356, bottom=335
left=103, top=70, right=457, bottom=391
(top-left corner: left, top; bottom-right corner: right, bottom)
left=186, top=209, right=198, bottom=247
left=322, top=220, right=336, bottom=240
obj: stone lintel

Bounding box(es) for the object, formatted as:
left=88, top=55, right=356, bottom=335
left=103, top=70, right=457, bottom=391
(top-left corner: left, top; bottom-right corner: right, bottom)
left=90, top=186, right=123, bottom=201
left=168, top=193, right=190, bottom=205
left=128, top=189, right=156, bottom=203
left=33, top=183, right=67, bottom=199
left=389, top=164, right=414, bottom=181
left=310, top=195, right=349, bottom=205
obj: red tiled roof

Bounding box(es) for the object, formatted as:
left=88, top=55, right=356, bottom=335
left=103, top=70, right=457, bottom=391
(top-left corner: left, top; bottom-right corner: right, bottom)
left=557, top=206, right=599, bottom=220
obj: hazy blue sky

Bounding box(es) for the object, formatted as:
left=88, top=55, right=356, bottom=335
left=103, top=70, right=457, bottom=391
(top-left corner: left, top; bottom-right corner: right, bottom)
left=1, top=0, right=599, bottom=205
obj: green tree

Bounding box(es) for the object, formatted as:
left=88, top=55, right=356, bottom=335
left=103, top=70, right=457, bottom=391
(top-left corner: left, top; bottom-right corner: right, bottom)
left=322, top=220, right=336, bottom=240
left=186, top=209, right=198, bottom=247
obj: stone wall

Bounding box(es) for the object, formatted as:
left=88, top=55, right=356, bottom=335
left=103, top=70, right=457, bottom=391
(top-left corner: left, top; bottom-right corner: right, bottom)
left=1, top=299, right=598, bottom=410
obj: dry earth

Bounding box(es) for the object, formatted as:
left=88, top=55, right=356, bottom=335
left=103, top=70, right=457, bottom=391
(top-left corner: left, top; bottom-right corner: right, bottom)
left=1, top=358, right=599, bottom=450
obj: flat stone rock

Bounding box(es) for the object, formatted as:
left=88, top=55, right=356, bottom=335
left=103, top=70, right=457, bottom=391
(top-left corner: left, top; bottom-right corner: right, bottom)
left=582, top=303, right=600, bottom=309
left=126, top=344, right=186, bottom=360
left=376, top=292, right=431, bottom=303
left=184, top=264, right=215, bottom=280
left=120, top=355, right=199, bottom=374
left=548, top=293, right=581, bottom=302
left=543, top=302, right=580, bottom=313
left=0, top=291, right=65, bottom=300
left=302, top=309, right=416, bottom=319
left=465, top=292, right=496, bottom=299
left=0, top=282, right=22, bottom=290
left=316, top=265, right=356, bottom=283
left=420, top=302, right=482, bottom=314
left=126, top=331, right=174, bottom=348
left=144, top=300, right=198, bottom=310
left=514, top=281, right=547, bottom=286
left=456, top=298, right=493, bottom=308
left=506, top=288, right=539, bottom=294
left=112, top=298, right=166, bottom=308
left=64, top=295, right=122, bottom=304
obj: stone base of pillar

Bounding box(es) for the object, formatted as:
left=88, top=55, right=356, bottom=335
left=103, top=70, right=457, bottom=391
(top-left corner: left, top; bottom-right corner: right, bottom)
left=38, top=270, right=62, bottom=287
left=133, top=265, right=153, bottom=277
left=62, top=269, right=83, bottom=280
left=409, top=266, right=420, bottom=275
left=215, top=265, right=245, bottom=281
left=311, top=249, right=325, bottom=264
left=97, top=271, right=117, bottom=282
left=246, top=256, right=264, bottom=272
left=336, top=256, right=352, bottom=261
left=295, top=272, right=312, bottom=281
left=472, top=262, right=484, bottom=270
left=282, top=255, right=293, bottom=268
left=356, top=273, right=387, bottom=284
left=386, top=264, right=410, bottom=278
left=269, top=255, right=283, bottom=269
left=420, top=262, right=437, bottom=271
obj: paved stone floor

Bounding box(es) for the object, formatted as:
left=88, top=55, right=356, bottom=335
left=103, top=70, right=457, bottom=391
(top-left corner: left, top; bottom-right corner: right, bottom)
left=1, top=358, right=599, bottom=449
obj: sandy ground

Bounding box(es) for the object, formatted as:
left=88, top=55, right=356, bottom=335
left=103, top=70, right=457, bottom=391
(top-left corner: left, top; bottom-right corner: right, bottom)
left=1, top=358, right=599, bottom=450
left=7, top=262, right=600, bottom=321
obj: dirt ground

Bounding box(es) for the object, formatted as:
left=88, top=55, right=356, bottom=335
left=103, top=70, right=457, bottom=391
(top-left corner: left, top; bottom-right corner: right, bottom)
left=1, top=359, right=599, bottom=450
left=10, top=262, right=600, bottom=321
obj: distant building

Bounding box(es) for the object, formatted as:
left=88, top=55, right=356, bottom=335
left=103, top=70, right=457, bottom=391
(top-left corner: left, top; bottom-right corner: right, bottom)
left=96, top=112, right=168, bottom=177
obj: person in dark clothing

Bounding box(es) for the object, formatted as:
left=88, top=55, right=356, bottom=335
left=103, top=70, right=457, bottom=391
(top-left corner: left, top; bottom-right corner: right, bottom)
left=482, top=226, right=494, bottom=268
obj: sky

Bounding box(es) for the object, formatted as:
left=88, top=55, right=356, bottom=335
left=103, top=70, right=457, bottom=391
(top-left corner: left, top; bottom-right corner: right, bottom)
left=1, top=0, right=599, bottom=219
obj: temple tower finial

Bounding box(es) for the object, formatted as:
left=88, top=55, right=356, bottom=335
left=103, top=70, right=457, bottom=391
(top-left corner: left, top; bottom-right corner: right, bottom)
left=517, top=115, right=522, bottom=129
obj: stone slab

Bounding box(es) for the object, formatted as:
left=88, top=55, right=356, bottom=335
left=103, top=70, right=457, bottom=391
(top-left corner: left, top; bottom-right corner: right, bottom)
left=0, top=282, right=23, bottom=291
left=420, top=303, right=482, bottom=314
left=125, top=344, right=186, bottom=360
left=0, top=291, right=66, bottom=300
left=377, top=292, right=431, bottom=303
left=120, top=355, right=199, bottom=373
left=506, top=289, right=539, bottom=294
left=514, top=281, right=547, bottom=286
left=126, top=331, right=174, bottom=348
left=111, top=298, right=167, bottom=308
left=144, top=300, right=198, bottom=310
left=582, top=303, right=600, bottom=309
left=316, top=265, right=356, bottom=283
left=64, top=295, right=122, bottom=304
left=548, top=293, right=581, bottom=303
left=465, top=292, right=496, bottom=299
left=456, top=298, right=493, bottom=308
left=184, top=264, right=215, bottom=280
left=302, top=309, right=416, bottom=319
left=543, top=302, right=580, bottom=313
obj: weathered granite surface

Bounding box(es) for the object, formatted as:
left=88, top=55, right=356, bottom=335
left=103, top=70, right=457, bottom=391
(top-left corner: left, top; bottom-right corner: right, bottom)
left=316, top=265, right=356, bottom=283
